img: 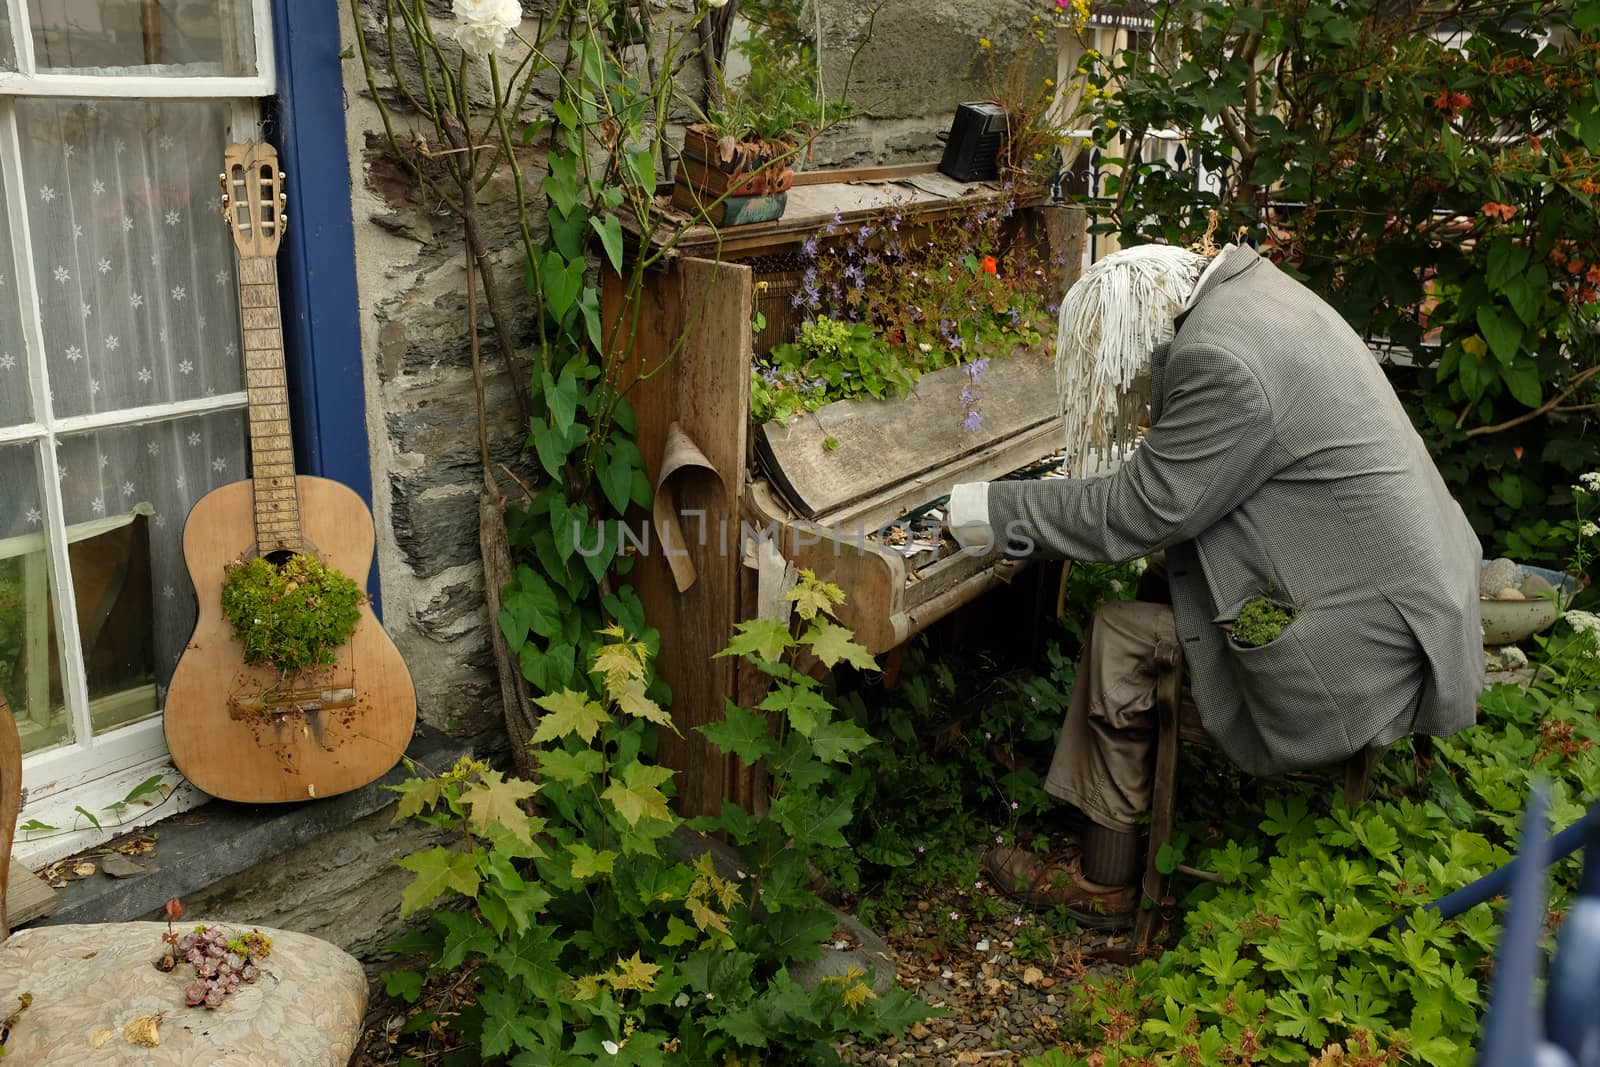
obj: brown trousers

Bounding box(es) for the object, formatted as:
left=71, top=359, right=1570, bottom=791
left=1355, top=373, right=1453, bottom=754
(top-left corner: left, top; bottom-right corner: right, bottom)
left=1043, top=599, right=1179, bottom=834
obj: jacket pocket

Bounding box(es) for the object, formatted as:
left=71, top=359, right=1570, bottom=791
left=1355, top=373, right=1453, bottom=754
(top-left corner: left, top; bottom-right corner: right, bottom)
left=1220, top=612, right=1350, bottom=766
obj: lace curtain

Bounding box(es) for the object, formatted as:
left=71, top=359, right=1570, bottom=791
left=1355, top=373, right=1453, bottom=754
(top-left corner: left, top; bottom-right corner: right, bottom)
left=0, top=98, right=248, bottom=741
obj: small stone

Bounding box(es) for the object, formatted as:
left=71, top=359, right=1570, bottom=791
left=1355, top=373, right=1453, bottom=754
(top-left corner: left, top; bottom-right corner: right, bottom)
left=1495, top=587, right=1527, bottom=601
left=1498, top=645, right=1530, bottom=670
left=910, top=1023, right=930, bottom=1041
left=99, top=854, right=146, bottom=879
left=974, top=939, right=989, bottom=952
left=1521, top=572, right=1558, bottom=599
left=1480, top=557, right=1519, bottom=597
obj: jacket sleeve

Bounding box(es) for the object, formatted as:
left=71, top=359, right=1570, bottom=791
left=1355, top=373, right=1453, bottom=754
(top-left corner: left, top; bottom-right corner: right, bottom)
left=986, top=342, right=1280, bottom=562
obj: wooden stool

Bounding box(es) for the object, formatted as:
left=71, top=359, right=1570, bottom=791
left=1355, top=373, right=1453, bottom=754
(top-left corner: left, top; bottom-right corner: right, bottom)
left=1132, top=643, right=1384, bottom=954
left=0, top=689, right=368, bottom=1064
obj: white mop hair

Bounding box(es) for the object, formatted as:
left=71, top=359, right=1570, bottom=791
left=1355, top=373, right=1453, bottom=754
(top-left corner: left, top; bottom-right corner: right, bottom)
left=1055, top=244, right=1209, bottom=474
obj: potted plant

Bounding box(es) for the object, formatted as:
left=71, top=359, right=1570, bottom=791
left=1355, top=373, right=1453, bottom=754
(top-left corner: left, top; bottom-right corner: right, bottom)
left=673, top=35, right=844, bottom=225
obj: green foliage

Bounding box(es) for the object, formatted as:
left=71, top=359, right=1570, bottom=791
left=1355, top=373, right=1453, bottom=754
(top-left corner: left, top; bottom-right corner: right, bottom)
left=1020, top=633, right=1600, bottom=1066
left=219, top=554, right=363, bottom=675
left=1232, top=597, right=1298, bottom=648
left=704, top=33, right=847, bottom=146
left=388, top=579, right=930, bottom=1062
left=0, top=564, right=22, bottom=703
left=1090, top=0, right=1600, bottom=565
left=750, top=317, right=916, bottom=423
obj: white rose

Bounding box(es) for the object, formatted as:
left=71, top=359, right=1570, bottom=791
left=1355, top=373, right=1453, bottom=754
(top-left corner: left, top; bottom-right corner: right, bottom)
left=453, top=0, right=522, bottom=58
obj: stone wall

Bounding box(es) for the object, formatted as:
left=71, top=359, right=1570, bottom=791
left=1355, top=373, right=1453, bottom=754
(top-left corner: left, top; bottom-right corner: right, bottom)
left=337, top=0, right=1048, bottom=735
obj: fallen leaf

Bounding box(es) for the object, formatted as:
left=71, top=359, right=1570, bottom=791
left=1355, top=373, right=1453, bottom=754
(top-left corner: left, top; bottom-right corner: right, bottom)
left=90, top=1029, right=114, bottom=1049
left=124, top=1014, right=162, bottom=1048
left=910, top=1022, right=931, bottom=1040
left=1021, top=965, right=1046, bottom=987
left=73, top=862, right=96, bottom=878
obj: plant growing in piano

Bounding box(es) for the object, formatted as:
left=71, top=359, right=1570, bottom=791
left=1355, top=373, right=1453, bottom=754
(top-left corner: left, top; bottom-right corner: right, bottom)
left=218, top=554, right=363, bottom=675
left=383, top=610, right=929, bottom=1062
left=751, top=316, right=914, bottom=423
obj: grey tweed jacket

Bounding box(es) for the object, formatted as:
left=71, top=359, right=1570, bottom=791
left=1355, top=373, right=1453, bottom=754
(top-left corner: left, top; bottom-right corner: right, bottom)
left=987, top=246, right=1484, bottom=777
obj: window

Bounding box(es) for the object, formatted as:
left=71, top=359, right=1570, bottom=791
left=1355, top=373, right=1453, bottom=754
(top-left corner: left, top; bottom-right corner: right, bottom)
left=1, top=0, right=275, bottom=863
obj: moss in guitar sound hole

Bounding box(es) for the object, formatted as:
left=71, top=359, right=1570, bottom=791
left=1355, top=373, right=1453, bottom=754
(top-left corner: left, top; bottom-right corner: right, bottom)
left=220, top=554, right=363, bottom=674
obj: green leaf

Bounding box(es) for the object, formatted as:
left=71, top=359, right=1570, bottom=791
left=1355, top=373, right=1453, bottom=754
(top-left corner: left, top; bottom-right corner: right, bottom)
left=591, top=213, right=624, bottom=274
left=599, top=438, right=643, bottom=515
left=803, top=619, right=878, bottom=671
left=1501, top=361, right=1542, bottom=409
left=390, top=775, right=448, bottom=821
left=569, top=842, right=619, bottom=878
left=122, top=774, right=166, bottom=804
left=537, top=746, right=603, bottom=783
left=538, top=250, right=586, bottom=327
left=615, top=679, right=677, bottom=732
left=760, top=684, right=832, bottom=737
left=697, top=700, right=779, bottom=763
left=396, top=846, right=481, bottom=916
left=478, top=984, right=541, bottom=1057
left=460, top=769, right=542, bottom=848
left=603, top=762, right=676, bottom=825
left=806, top=718, right=878, bottom=763
left=383, top=969, right=424, bottom=1003
left=531, top=689, right=612, bottom=744
left=73, top=805, right=101, bottom=830
left=542, top=152, right=581, bottom=216
left=543, top=367, right=581, bottom=436
left=1476, top=306, right=1523, bottom=366
left=719, top=617, right=794, bottom=663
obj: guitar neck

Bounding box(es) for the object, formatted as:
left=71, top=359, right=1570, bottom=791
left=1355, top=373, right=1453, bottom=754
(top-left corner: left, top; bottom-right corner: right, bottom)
left=237, top=255, right=301, bottom=555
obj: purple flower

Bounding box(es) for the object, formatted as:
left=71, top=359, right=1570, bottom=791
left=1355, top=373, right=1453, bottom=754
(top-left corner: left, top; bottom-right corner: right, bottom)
left=844, top=264, right=865, bottom=289
left=801, top=235, right=819, bottom=258
left=975, top=881, right=984, bottom=890
left=803, top=266, right=818, bottom=286
left=888, top=212, right=902, bottom=231
left=948, top=335, right=965, bottom=351
left=984, top=730, right=992, bottom=740
left=963, top=410, right=983, bottom=432
left=1010, top=801, right=1019, bottom=810
left=949, top=911, right=960, bottom=921
left=1013, top=916, right=1024, bottom=927
left=959, top=385, right=976, bottom=406
left=918, top=845, right=926, bottom=854
left=995, top=834, right=1004, bottom=844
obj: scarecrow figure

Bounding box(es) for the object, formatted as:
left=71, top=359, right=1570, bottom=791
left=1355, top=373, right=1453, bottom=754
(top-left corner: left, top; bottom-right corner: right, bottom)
left=948, top=242, right=1484, bottom=926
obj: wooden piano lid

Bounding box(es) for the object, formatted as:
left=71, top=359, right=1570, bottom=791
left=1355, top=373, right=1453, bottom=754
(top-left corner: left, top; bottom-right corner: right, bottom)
left=756, top=351, right=1062, bottom=528
left=629, top=163, right=1046, bottom=261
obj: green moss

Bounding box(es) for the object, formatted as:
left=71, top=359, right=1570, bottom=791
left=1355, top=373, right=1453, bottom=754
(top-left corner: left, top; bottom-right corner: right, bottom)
left=220, top=554, right=363, bottom=674
left=1232, top=596, right=1297, bottom=648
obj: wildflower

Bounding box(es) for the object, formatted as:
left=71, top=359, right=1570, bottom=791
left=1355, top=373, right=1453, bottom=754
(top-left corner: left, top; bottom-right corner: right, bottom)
left=975, top=881, right=984, bottom=890
left=1105, top=119, right=1119, bottom=131
left=453, top=0, right=522, bottom=57
left=801, top=235, right=819, bottom=258
left=1010, top=801, right=1019, bottom=810
left=918, top=342, right=933, bottom=353
left=918, top=845, right=926, bottom=854
left=982, top=256, right=999, bottom=275
left=1013, top=916, right=1024, bottom=927
left=1583, top=522, right=1599, bottom=538
left=1582, top=472, right=1600, bottom=491
left=979, top=37, right=993, bottom=49
left=984, top=730, right=992, bottom=740
left=950, top=911, right=960, bottom=921
left=996, top=834, right=1004, bottom=844
left=1565, top=610, right=1600, bottom=637
left=963, top=410, right=983, bottom=432
left=960, top=386, right=976, bottom=406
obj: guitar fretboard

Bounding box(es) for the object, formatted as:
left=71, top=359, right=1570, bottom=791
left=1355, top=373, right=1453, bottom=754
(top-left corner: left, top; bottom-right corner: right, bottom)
left=238, top=255, right=301, bottom=554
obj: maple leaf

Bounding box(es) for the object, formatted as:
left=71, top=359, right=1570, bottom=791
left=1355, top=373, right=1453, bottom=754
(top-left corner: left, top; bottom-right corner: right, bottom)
left=615, top=679, right=679, bottom=733
left=461, top=769, right=542, bottom=846
left=696, top=700, right=778, bottom=763
left=609, top=951, right=662, bottom=992
left=396, top=846, right=481, bottom=916
left=784, top=572, right=845, bottom=620
left=568, top=842, right=619, bottom=879
left=718, top=617, right=793, bottom=663
left=389, top=775, right=447, bottom=820
left=803, top=619, right=878, bottom=671
left=760, top=684, right=831, bottom=737
left=592, top=634, right=649, bottom=696
left=531, top=689, right=612, bottom=744
left=687, top=895, right=732, bottom=936
left=536, top=746, right=603, bottom=783
left=602, top=762, right=675, bottom=825
left=806, top=718, right=878, bottom=763
left=572, top=973, right=606, bottom=1001
left=842, top=979, right=877, bottom=1012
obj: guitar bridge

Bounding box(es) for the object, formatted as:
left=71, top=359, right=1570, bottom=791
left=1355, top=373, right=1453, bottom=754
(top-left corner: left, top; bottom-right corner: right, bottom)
left=229, top=685, right=357, bottom=719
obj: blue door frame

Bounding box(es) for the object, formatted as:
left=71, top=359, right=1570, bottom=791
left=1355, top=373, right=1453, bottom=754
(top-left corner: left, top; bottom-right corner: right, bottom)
left=265, top=0, right=383, bottom=615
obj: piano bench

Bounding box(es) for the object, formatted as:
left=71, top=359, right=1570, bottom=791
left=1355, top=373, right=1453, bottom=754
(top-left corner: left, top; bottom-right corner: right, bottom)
left=1132, top=646, right=1386, bottom=956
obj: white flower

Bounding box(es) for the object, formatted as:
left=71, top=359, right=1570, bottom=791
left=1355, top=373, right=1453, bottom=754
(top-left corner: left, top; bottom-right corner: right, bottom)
left=601, top=1040, right=621, bottom=1055
left=1582, top=471, right=1600, bottom=491
left=453, top=0, right=522, bottom=57
left=1564, top=610, right=1600, bottom=637
left=673, top=992, right=690, bottom=1008
left=1582, top=522, right=1599, bottom=538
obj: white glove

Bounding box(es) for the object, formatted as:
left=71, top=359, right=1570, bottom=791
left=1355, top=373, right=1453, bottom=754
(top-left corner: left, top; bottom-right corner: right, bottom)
left=946, top=482, right=995, bottom=555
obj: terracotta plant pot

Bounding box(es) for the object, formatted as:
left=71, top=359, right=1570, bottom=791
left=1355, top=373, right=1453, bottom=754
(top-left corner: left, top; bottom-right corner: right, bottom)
left=672, top=125, right=797, bottom=224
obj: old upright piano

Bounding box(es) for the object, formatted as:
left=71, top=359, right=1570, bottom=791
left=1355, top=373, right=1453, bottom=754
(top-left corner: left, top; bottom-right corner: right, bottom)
left=606, top=166, right=1087, bottom=815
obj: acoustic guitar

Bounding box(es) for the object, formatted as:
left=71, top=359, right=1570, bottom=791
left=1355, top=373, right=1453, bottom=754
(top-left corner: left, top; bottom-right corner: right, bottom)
left=164, top=143, right=415, bottom=803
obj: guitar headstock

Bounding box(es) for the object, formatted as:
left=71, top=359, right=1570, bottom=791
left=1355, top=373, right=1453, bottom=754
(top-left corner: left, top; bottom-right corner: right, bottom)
left=220, top=142, right=287, bottom=257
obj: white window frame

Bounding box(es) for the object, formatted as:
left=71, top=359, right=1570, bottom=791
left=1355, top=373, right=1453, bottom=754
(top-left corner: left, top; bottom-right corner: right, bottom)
left=1, top=0, right=276, bottom=865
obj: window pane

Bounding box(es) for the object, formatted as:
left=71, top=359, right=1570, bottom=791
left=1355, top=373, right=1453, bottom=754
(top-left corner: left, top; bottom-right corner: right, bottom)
left=1, top=7, right=15, bottom=72
left=0, top=443, right=72, bottom=755
left=16, top=98, right=245, bottom=419
left=0, top=160, right=32, bottom=427
left=56, top=408, right=246, bottom=731
left=28, top=0, right=257, bottom=77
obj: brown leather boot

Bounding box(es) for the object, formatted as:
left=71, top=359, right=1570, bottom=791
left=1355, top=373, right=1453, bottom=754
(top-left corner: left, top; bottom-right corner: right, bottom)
left=982, top=844, right=1136, bottom=928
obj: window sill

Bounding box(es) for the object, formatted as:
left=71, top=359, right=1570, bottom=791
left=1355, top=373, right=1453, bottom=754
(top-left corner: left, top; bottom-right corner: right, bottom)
left=28, top=723, right=483, bottom=929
